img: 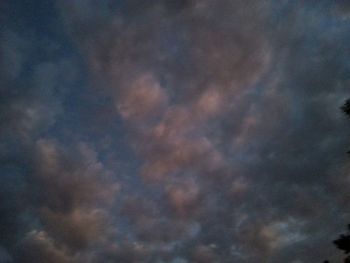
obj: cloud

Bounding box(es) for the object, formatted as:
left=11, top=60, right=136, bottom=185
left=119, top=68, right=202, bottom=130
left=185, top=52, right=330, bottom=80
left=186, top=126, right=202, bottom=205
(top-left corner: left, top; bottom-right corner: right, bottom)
left=14, top=230, right=77, bottom=263
left=0, top=28, right=118, bottom=257
left=1, top=138, right=119, bottom=262
left=116, top=72, right=168, bottom=122
left=30, top=139, right=118, bottom=254
left=33, top=140, right=119, bottom=211
left=2, top=1, right=350, bottom=262
left=55, top=0, right=350, bottom=261
left=0, top=246, right=12, bottom=263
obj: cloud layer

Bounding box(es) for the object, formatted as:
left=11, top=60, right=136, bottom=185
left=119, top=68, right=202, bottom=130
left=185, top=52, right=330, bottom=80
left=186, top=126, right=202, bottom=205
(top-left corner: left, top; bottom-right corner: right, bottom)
left=1, top=0, right=350, bottom=262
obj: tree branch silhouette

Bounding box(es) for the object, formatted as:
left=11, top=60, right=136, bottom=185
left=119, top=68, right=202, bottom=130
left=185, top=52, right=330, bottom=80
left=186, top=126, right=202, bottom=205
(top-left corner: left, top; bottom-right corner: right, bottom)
left=324, top=99, right=350, bottom=263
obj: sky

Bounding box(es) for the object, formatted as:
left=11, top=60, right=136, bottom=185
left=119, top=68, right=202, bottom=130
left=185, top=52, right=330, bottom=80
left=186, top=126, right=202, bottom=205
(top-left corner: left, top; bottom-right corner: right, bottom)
left=1, top=1, right=350, bottom=263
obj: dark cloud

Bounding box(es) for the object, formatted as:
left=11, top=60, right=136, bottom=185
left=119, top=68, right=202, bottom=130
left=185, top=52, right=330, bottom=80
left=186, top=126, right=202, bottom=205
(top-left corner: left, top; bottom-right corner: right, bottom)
left=1, top=0, right=350, bottom=262
left=14, top=231, right=76, bottom=263
left=0, top=4, right=116, bottom=261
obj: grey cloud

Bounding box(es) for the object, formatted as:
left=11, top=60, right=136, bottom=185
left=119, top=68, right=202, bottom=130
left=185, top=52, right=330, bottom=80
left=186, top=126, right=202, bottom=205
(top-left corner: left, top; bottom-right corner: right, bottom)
left=4, top=139, right=119, bottom=262
left=56, top=0, right=350, bottom=261
left=0, top=246, right=12, bottom=263
left=29, top=140, right=118, bottom=253
left=2, top=1, right=350, bottom=262
left=0, top=20, right=113, bottom=263
left=14, top=231, right=77, bottom=263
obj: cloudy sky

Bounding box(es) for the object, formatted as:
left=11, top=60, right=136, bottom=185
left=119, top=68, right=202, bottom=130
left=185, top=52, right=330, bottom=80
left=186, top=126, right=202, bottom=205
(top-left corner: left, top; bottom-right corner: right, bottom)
left=1, top=1, right=350, bottom=262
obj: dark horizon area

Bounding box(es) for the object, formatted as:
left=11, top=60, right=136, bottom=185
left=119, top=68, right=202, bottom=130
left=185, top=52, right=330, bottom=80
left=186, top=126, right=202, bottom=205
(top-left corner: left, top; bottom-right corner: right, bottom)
left=1, top=1, right=350, bottom=262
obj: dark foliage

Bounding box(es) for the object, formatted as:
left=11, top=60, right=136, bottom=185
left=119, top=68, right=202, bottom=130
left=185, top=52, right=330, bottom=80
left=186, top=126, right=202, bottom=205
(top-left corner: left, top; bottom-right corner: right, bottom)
left=341, top=99, right=350, bottom=155
left=324, top=100, right=350, bottom=262
left=323, top=224, right=350, bottom=262
left=341, top=99, right=350, bottom=118
left=334, top=225, right=350, bottom=252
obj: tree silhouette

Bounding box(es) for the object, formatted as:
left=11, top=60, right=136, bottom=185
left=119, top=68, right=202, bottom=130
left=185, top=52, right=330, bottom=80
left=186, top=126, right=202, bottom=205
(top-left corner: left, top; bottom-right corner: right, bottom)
left=324, top=99, right=350, bottom=262
left=323, top=225, right=350, bottom=263
left=341, top=99, right=350, bottom=118
left=333, top=225, right=350, bottom=262
left=334, top=225, right=350, bottom=253
left=341, top=99, right=350, bottom=155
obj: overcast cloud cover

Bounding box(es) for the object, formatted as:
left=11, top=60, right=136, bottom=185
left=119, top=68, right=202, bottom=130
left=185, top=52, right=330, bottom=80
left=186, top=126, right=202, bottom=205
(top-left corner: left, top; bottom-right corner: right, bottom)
left=1, top=1, right=350, bottom=262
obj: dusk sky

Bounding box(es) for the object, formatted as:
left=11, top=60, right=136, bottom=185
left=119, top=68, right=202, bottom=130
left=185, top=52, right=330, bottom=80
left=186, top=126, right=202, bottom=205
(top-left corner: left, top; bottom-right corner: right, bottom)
left=1, top=1, right=350, bottom=262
